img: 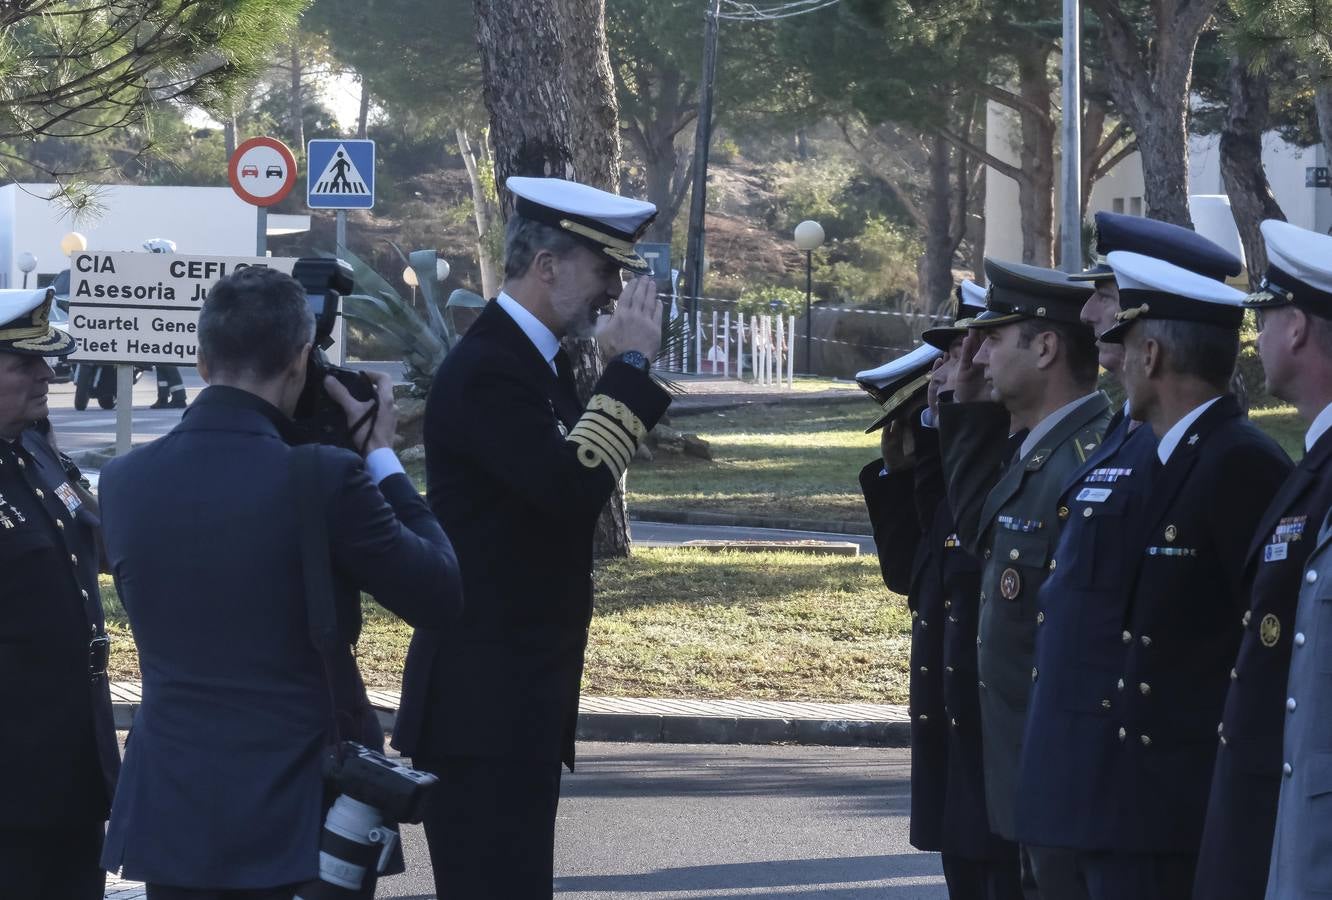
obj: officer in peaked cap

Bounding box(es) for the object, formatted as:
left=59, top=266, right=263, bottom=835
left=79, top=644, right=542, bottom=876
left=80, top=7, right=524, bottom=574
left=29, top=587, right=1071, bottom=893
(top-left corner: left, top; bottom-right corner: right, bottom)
left=1072, top=210, right=1244, bottom=284
left=396, top=176, right=671, bottom=898
left=857, top=343, right=942, bottom=435
left=938, top=259, right=1110, bottom=898
left=0, top=288, right=119, bottom=899
left=1014, top=217, right=1243, bottom=885
left=1227, top=222, right=1332, bottom=900
left=922, top=279, right=989, bottom=352
left=1073, top=252, right=1290, bottom=900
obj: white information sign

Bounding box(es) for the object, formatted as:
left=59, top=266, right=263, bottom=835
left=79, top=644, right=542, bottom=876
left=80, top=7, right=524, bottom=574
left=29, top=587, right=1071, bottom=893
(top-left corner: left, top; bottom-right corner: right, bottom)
left=68, top=252, right=298, bottom=366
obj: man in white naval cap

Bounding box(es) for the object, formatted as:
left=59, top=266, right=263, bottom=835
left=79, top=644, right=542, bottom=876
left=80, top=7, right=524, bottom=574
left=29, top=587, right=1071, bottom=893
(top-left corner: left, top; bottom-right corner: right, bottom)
left=0, top=288, right=119, bottom=899
left=394, top=176, right=671, bottom=898
left=1234, top=222, right=1332, bottom=900
left=1073, top=252, right=1290, bottom=899
left=1015, top=215, right=1243, bottom=895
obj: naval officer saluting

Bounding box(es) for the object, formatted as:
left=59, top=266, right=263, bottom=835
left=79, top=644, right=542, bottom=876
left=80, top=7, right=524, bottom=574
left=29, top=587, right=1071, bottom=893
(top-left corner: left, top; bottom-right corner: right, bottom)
left=394, top=177, right=672, bottom=899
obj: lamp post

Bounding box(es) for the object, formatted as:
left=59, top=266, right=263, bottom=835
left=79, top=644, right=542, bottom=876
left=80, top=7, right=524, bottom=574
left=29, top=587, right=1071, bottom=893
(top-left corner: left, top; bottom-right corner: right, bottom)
left=403, top=264, right=419, bottom=309
left=793, top=220, right=824, bottom=374
left=17, top=252, right=36, bottom=288
left=436, top=258, right=451, bottom=284
left=60, top=231, right=87, bottom=257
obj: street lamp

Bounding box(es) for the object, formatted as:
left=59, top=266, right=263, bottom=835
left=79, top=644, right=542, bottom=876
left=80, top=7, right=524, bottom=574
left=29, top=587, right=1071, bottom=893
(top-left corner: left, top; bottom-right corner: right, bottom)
left=436, top=258, right=451, bottom=283
left=60, top=231, right=87, bottom=257
left=402, top=264, right=419, bottom=308
left=793, top=220, right=824, bottom=374
left=17, top=252, right=36, bottom=288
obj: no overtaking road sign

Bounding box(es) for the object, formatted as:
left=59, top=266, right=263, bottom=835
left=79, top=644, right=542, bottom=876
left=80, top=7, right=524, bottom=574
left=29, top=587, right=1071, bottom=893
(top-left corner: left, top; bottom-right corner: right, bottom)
left=308, top=139, right=375, bottom=209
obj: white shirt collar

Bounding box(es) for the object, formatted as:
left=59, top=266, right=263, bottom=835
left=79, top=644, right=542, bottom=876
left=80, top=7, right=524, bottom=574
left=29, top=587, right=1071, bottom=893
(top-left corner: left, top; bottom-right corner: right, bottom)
left=1019, top=392, right=1101, bottom=461
left=1306, top=402, right=1332, bottom=453
left=496, top=291, right=560, bottom=374
left=1157, top=396, right=1222, bottom=465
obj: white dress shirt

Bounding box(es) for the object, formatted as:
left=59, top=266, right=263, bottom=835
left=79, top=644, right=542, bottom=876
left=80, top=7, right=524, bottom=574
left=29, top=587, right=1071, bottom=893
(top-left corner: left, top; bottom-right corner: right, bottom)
left=1156, top=397, right=1222, bottom=465
left=1306, top=401, right=1332, bottom=453
left=496, top=291, right=560, bottom=375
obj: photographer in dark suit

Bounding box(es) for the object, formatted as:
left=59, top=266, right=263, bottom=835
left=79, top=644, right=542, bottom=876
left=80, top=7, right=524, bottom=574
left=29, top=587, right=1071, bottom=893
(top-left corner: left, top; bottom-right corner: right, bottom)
left=98, top=267, right=463, bottom=899
left=394, top=176, right=671, bottom=898
left=0, top=287, right=119, bottom=900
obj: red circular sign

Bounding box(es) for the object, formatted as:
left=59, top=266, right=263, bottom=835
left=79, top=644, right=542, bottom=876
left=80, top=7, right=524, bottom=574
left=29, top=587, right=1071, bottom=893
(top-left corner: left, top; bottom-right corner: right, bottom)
left=228, top=136, right=298, bottom=207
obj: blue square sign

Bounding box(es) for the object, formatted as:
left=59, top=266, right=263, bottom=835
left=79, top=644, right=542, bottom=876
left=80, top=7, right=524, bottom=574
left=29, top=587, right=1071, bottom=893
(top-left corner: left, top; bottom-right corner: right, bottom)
left=307, top=139, right=375, bottom=209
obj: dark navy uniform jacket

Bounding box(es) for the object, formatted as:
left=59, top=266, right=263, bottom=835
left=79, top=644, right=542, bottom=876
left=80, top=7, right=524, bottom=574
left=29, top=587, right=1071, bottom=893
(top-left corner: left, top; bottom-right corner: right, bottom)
left=1110, top=395, right=1290, bottom=854
left=1194, top=427, right=1332, bottom=900
left=866, top=420, right=1023, bottom=860
left=1016, top=412, right=1157, bottom=849
left=394, top=300, right=670, bottom=770
left=863, top=422, right=948, bottom=853
left=0, top=429, right=119, bottom=828
left=99, top=387, right=461, bottom=889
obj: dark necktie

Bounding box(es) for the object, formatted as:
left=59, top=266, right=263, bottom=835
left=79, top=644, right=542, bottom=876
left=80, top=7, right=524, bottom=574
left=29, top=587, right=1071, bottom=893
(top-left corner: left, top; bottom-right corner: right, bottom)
left=553, top=348, right=578, bottom=398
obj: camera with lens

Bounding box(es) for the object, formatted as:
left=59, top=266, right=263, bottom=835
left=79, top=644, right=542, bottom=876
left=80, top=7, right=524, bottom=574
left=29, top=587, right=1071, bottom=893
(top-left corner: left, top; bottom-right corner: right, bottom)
left=290, top=258, right=377, bottom=448
left=294, top=741, right=439, bottom=900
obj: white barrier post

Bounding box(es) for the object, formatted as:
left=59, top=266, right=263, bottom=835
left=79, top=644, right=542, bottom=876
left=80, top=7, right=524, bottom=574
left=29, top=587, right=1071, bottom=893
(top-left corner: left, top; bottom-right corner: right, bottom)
left=722, top=310, right=730, bottom=378
left=711, top=309, right=718, bottom=374
left=761, top=314, right=772, bottom=386
left=765, top=316, right=774, bottom=385
left=787, top=315, right=797, bottom=388
left=737, top=312, right=746, bottom=380
left=774, top=314, right=786, bottom=391
left=695, top=316, right=703, bottom=375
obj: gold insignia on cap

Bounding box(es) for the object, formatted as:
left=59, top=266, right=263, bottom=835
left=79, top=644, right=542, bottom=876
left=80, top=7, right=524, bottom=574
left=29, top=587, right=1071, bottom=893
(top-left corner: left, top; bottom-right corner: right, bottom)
left=559, top=218, right=636, bottom=253
left=999, top=567, right=1022, bottom=600
left=1115, top=303, right=1150, bottom=323
left=1260, top=613, right=1281, bottom=648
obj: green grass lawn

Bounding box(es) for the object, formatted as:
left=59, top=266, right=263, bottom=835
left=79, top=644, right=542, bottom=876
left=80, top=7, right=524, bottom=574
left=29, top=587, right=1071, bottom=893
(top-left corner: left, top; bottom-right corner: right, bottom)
left=1251, top=404, right=1304, bottom=459
left=629, top=398, right=880, bottom=523
left=99, top=548, right=912, bottom=704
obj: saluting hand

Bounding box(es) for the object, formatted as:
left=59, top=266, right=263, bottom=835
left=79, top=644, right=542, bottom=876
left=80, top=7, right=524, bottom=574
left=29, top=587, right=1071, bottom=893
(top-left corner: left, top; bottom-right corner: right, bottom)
left=951, top=330, right=989, bottom=403
left=596, top=276, right=663, bottom=360
left=325, top=370, right=398, bottom=458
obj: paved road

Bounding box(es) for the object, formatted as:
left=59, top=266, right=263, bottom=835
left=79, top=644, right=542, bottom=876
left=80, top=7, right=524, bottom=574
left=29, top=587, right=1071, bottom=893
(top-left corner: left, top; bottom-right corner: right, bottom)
left=46, top=363, right=406, bottom=456
left=111, top=742, right=941, bottom=898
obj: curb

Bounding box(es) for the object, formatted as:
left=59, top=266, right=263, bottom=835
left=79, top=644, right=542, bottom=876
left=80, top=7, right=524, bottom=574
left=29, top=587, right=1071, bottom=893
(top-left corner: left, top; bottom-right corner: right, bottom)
left=111, top=703, right=909, bottom=749
left=632, top=508, right=872, bottom=537
left=670, top=391, right=861, bottom=418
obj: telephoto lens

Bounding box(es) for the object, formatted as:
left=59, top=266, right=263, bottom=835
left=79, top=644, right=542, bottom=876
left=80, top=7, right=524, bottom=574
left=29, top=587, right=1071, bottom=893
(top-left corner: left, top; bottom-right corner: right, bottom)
left=293, top=795, right=399, bottom=900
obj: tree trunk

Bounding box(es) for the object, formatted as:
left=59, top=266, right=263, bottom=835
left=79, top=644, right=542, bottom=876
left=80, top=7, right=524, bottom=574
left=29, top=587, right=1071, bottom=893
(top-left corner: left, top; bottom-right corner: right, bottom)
left=1219, top=55, right=1285, bottom=288
left=356, top=77, right=370, bottom=140
left=970, top=162, right=987, bottom=283
left=457, top=126, right=501, bottom=298
left=288, top=42, right=305, bottom=154
left=474, top=0, right=632, bottom=558
left=1135, top=91, right=1194, bottom=228
left=1086, top=0, right=1218, bottom=228
left=919, top=132, right=956, bottom=317
left=1313, top=78, right=1332, bottom=173
left=224, top=107, right=237, bottom=158
left=1016, top=50, right=1055, bottom=267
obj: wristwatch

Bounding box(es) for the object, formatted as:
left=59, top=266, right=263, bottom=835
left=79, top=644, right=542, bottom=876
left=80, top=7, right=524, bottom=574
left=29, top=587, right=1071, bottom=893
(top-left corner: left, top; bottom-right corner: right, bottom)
left=616, top=351, right=650, bottom=374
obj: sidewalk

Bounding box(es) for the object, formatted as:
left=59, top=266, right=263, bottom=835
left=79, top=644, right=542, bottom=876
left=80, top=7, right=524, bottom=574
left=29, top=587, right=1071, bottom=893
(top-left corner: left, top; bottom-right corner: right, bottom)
left=109, top=682, right=909, bottom=748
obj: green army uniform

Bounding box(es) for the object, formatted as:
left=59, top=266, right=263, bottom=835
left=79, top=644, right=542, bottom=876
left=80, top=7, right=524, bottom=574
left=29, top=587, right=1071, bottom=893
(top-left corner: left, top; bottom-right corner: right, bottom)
left=938, top=259, right=1110, bottom=842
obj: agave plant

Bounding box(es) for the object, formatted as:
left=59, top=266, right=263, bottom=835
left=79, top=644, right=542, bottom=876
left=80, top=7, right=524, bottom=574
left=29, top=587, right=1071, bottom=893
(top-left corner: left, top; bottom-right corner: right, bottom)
left=326, top=243, right=485, bottom=394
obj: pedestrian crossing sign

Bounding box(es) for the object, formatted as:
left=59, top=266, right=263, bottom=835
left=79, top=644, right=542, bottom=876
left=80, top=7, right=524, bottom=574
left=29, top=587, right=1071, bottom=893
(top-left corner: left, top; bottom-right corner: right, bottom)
left=307, top=139, right=375, bottom=209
